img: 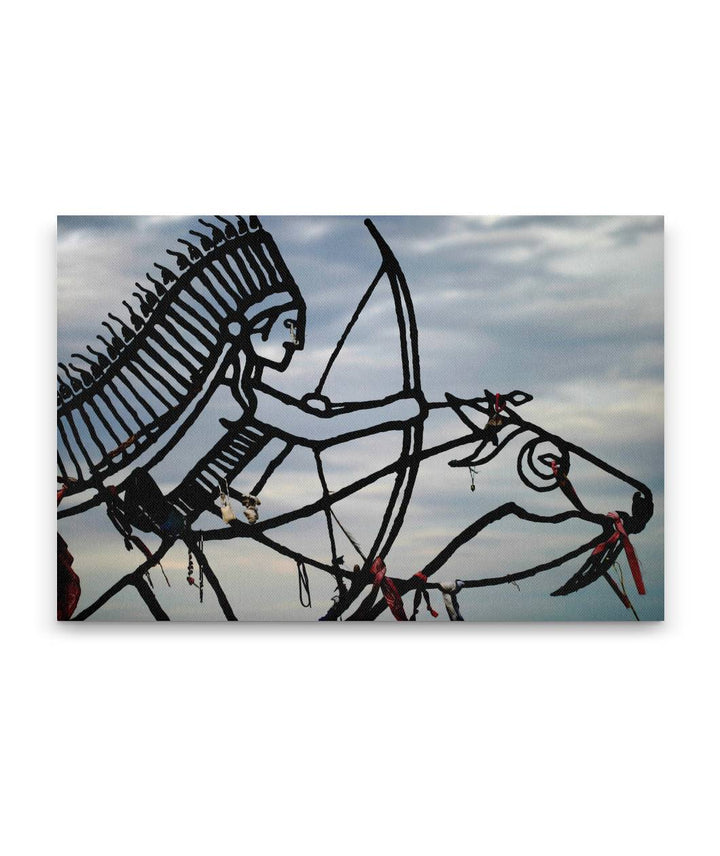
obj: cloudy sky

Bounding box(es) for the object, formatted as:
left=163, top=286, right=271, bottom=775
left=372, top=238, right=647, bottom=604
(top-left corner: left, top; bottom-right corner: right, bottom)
left=57, top=215, right=663, bottom=621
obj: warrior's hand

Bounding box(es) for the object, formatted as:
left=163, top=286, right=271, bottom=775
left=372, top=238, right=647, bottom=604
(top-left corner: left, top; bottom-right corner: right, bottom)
left=300, top=393, right=333, bottom=414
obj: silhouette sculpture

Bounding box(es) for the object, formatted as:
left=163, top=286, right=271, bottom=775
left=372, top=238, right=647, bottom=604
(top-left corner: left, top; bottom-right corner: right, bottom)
left=57, top=217, right=654, bottom=621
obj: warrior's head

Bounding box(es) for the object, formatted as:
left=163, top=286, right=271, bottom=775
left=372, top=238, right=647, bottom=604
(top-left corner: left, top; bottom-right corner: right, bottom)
left=241, top=287, right=306, bottom=372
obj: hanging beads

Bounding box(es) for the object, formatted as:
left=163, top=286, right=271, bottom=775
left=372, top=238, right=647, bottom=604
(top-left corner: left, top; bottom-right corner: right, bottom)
left=469, top=466, right=478, bottom=492
left=186, top=545, right=196, bottom=589
left=198, top=533, right=204, bottom=604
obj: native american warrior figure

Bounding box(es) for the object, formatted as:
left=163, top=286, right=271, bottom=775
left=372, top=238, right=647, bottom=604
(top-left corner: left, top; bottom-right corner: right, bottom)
left=57, top=217, right=654, bottom=621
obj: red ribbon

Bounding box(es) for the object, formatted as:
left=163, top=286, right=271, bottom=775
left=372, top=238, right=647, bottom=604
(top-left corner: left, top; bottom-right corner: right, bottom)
left=550, top=460, right=585, bottom=511
left=413, top=571, right=439, bottom=618
left=371, top=557, right=408, bottom=621
left=57, top=533, right=81, bottom=620
left=593, top=512, right=645, bottom=595
left=57, top=487, right=80, bottom=619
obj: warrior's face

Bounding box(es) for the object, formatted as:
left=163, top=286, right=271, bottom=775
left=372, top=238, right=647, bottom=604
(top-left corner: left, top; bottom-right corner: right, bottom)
left=245, top=290, right=306, bottom=371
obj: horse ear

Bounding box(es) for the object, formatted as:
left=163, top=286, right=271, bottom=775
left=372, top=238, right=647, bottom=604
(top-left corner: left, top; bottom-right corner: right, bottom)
left=505, top=390, right=533, bottom=406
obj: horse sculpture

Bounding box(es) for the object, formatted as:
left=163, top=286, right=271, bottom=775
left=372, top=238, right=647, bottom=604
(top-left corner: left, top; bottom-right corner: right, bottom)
left=57, top=216, right=654, bottom=621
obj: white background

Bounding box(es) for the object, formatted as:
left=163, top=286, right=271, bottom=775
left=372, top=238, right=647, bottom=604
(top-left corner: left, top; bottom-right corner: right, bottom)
left=3, top=2, right=717, bottom=855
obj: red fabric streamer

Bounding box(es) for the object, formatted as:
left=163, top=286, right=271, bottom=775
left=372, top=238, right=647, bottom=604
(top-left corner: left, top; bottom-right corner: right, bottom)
left=413, top=571, right=439, bottom=618
left=57, top=533, right=81, bottom=620
left=550, top=460, right=585, bottom=511
left=57, top=485, right=80, bottom=620
left=593, top=511, right=645, bottom=595
left=370, top=557, right=408, bottom=621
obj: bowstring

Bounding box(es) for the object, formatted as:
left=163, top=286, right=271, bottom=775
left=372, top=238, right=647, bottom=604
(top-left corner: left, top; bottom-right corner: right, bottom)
left=311, top=260, right=388, bottom=581
left=314, top=262, right=387, bottom=398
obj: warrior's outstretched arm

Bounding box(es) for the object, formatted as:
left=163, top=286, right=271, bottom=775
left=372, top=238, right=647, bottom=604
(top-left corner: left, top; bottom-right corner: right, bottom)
left=252, top=383, right=422, bottom=444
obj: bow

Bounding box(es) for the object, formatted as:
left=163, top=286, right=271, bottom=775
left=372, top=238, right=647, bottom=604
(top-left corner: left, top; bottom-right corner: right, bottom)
left=314, top=219, right=424, bottom=587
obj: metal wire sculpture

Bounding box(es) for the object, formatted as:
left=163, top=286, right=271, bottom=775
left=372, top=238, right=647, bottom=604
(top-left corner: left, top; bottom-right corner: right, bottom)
left=57, top=216, right=654, bottom=621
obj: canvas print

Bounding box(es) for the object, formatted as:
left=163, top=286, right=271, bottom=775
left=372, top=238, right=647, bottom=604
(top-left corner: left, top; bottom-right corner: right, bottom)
left=57, top=216, right=663, bottom=621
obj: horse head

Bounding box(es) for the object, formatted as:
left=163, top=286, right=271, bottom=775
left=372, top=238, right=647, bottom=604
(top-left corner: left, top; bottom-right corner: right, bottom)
left=436, top=387, right=654, bottom=614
